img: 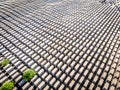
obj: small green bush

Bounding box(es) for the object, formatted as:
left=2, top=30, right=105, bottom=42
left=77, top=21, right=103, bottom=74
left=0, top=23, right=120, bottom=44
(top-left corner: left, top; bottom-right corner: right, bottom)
left=23, top=69, right=36, bottom=81
left=0, top=59, right=10, bottom=67
left=0, top=81, right=14, bottom=90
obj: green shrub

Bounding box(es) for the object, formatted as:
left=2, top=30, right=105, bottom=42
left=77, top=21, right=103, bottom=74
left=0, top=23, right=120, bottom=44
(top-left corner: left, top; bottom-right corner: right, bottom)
left=0, top=81, right=14, bottom=90
left=0, top=59, right=10, bottom=67
left=23, top=69, right=36, bottom=81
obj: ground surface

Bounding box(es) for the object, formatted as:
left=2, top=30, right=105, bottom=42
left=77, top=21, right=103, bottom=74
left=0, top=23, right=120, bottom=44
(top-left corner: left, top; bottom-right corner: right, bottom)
left=0, top=0, right=120, bottom=90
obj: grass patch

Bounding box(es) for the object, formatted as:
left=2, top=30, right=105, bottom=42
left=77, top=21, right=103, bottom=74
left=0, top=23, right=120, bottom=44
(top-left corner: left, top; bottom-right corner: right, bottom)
left=23, top=69, right=36, bottom=81
left=0, top=81, right=14, bottom=90
left=0, top=59, right=10, bottom=67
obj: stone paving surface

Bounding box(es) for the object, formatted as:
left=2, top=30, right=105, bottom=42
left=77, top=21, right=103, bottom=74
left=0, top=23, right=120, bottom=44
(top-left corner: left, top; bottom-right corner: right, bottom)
left=0, top=0, right=120, bottom=90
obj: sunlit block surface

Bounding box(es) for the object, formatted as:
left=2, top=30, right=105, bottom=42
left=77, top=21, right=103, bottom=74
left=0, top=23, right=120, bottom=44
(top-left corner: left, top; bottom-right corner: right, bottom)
left=0, top=0, right=120, bottom=90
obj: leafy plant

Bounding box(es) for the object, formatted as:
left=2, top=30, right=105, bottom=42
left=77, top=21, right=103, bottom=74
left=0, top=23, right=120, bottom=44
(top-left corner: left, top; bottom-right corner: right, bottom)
left=23, top=69, right=36, bottom=81
left=0, top=81, right=14, bottom=90
left=0, top=59, right=10, bottom=67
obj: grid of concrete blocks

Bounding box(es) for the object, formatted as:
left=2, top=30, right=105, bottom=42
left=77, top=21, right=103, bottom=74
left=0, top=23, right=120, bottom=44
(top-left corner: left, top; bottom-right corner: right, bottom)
left=0, top=0, right=120, bottom=90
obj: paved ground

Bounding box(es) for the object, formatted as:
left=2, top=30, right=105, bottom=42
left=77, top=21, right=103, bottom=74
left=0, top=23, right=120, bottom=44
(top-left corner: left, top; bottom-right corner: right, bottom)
left=0, top=0, right=120, bottom=90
